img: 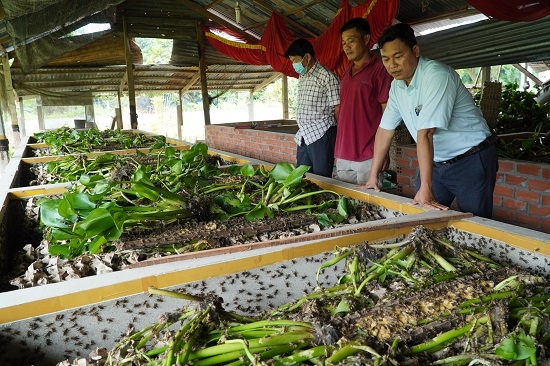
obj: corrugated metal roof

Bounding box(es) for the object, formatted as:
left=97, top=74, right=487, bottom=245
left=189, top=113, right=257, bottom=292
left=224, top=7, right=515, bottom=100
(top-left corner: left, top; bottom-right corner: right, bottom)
left=0, top=0, right=549, bottom=98
left=418, top=16, right=550, bottom=69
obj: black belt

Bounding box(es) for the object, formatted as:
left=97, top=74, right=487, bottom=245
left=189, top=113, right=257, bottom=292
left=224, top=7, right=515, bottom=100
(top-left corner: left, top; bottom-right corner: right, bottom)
left=439, top=134, right=498, bottom=165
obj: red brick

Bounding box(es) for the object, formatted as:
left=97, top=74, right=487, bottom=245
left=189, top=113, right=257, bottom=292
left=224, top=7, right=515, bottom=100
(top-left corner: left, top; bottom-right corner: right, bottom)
left=505, top=175, right=527, bottom=187
left=404, top=146, right=417, bottom=158
left=516, top=212, right=541, bottom=231
left=493, top=185, right=514, bottom=198
left=496, top=172, right=506, bottom=184
left=493, top=195, right=503, bottom=206
left=543, top=168, right=550, bottom=180
left=517, top=163, right=541, bottom=177
left=503, top=198, right=527, bottom=211
left=411, top=157, right=419, bottom=168
left=516, top=189, right=540, bottom=203
left=400, top=167, right=416, bottom=178
left=400, top=186, right=415, bottom=198
left=498, top=160, right=514, bottom=173
left=528, top=178, right=550, bottom=192
left=397, top=175, right=412, bottom=185
left=493, top=207, right=516, bottom=223
left=528, top=204, right=550, bottom=217
left=542, top=194, right=550, bottom=206
left=541, top=219, right=550, bottom=234
left=395, top=157, right=410, bottom=167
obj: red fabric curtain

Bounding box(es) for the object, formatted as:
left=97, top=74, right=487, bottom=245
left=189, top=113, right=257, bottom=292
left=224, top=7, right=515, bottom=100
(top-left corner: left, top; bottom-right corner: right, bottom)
left=205, top=0, right=399, bottom=78
left=465, top=0, right=550, bottom=21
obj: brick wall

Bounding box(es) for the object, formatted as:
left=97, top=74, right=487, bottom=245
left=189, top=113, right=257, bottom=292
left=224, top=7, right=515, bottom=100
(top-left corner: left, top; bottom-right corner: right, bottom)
left=205, top=125, right=296, bottom=165
left=206, top=126, right=549, bottom=233
left=396, top=145, right=550, bottom=233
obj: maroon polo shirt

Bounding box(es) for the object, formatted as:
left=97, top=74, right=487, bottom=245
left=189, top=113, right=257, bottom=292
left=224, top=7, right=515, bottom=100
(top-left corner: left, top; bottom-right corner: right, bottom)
left=335, top=55, right=392, bottom=161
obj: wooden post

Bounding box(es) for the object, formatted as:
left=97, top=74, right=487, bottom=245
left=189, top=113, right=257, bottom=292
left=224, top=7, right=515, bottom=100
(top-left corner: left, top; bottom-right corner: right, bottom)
left=85, top=104, right=95, bottom=128
left=36, top=96, right=45, bottom=131
left=2, top=52, right=20, bottom=146
left=0, top=103, right=9, bottom=170
left=18, top=96, right=26, bottom=137
left=282, top=75, right=289, bottom=119
left=115, top=108, right=123, bottom=129
left=117, top=91, right=123, bottom=129
left=196, top=21, right=211, bottom=126
left=123, top=17, right=138, bottom=129
left=248, top=90, right=254, bottom=121
left=177, top=90, right=183, bottom=140
left=481, top=66, right=491, bottom=84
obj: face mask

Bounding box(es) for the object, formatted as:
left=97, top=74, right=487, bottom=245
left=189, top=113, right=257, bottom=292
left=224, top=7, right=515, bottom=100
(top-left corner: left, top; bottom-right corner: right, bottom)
left=292, top=58, right=307, bottom=75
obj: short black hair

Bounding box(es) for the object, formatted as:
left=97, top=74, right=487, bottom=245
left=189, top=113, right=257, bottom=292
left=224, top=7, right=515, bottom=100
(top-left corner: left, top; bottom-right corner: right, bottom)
left=340, top=17, right=370, bottom=36
left=377, top=23, right=417, bottom=49
left=284, top=38, right=315, bottom=58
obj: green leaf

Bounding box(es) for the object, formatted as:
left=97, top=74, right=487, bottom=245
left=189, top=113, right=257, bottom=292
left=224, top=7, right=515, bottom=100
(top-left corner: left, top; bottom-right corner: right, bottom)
left=191, top=142, right=208, bottom=156
left=496, top=330, right=536, bottom=361
left=337, top=197, right=349, bottom=218
left=48, top=244, right=71, bottom=258
left=51, top=227, right=82, bottom=241
left=283, top=165, right=310, bottom=187
left=245, top=204, right=269, bottom=221
left=333, top=298, right=352, bottom=314
left=75, top=207, right=116, bottom=240
left=240, top=163, right=255, bottom=177
left=269, top=162, right=294, bottom=182
left=169, top=159, right=183, bottom=174
left=316, top=213, right=331, bottom=227
left=88, top=235, right=108, bottom=254
left=39, top=199, right=72, bottom=228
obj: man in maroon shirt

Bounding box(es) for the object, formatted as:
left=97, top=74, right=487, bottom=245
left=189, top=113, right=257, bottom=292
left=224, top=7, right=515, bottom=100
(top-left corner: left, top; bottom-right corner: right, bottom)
left=334, top=18, right=393, bottom=185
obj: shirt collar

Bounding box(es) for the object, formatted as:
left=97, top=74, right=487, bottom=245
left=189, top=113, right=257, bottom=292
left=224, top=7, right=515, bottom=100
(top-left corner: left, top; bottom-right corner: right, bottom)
left=346, top=54, right=377, bottom=76
left=396, top=56, right=424, bottom=90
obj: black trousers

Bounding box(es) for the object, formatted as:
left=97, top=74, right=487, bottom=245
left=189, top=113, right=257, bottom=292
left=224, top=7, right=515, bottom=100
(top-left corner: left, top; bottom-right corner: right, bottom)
left=296, top=126, right=336, bottom=178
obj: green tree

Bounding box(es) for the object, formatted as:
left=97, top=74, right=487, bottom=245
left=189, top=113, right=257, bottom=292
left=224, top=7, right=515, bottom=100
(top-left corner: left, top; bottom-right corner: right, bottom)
left=135, top=38, right=173, bottom=64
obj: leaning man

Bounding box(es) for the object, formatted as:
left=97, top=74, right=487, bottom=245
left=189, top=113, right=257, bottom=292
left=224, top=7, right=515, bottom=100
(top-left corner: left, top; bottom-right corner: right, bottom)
left=284, top=38, right=340, bottom=177
left=363, top=23, right=498, bottom=218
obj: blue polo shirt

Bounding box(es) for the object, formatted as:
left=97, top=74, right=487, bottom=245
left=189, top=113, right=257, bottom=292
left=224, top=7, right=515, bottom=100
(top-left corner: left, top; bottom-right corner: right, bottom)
left=380, top=56, right=490, bottom=162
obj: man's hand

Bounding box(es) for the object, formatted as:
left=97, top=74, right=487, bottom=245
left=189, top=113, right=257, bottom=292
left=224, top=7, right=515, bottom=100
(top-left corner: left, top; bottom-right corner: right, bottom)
left=410, top=186, right=448, bottom=211
left=356, top=175, right=380, bottom=191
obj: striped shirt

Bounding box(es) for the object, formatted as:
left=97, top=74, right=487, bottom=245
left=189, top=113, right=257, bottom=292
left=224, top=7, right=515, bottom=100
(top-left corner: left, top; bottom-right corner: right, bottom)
left=295, top=60, right=340, bottom=145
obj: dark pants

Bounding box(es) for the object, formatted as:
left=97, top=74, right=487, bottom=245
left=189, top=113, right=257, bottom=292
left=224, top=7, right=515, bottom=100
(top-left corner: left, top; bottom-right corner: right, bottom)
left=415, top=144, right=499, bottom=219
left=296, top=126, right=336, bottom=178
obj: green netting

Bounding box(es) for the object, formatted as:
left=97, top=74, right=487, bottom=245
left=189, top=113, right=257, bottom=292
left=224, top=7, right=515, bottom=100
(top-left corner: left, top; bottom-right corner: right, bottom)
left=0, top=0, right=124, bottom=73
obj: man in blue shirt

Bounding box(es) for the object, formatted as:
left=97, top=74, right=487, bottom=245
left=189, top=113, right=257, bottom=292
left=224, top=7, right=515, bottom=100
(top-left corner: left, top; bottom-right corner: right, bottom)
left=362, top=23, right=498, bottom=219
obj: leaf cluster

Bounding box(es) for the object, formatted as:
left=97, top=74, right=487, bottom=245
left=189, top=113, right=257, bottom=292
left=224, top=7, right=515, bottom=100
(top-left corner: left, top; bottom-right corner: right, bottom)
left=37, top=142, right=351, bottom=259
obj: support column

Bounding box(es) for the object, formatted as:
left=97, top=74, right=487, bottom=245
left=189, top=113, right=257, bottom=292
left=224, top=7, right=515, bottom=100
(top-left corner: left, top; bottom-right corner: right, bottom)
left=248, top=90, right=254, bottom=121
left=85, top=104, right=95, bottom=128
left=282, top=75, right=289, bottom=119
left=0, top=105, right=9, bottom=170
left=123, top=17, right=138, bottom=129
left=37, top=96, right=45, bottom=131
left=2, top=51, right=20, bottom=146
left=177, top=90, right=183, bottom=140
left=18, top=96, right=26, bottom=137
left=196, top=21, right=211, bottom=125
left=481, top=66, right=491, bottom=84
left=116, top=91, right=123, bottom=129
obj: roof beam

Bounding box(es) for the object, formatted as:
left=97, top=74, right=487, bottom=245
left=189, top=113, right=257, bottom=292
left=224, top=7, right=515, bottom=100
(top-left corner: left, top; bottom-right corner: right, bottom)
left=180, top=72, right=201, bottom=93
left=512, top=64, right=542, bottom=86
left=251, top=0, right=317, bottom=37
left=407, top=7, right=480, bottom=25
left=253, top=73, right=281, bottom=92
left=206, top=0, right=225, bottom=9
left=244, top=0, right=323, bottom=31
left=176, top=0, right=259, bottom=42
